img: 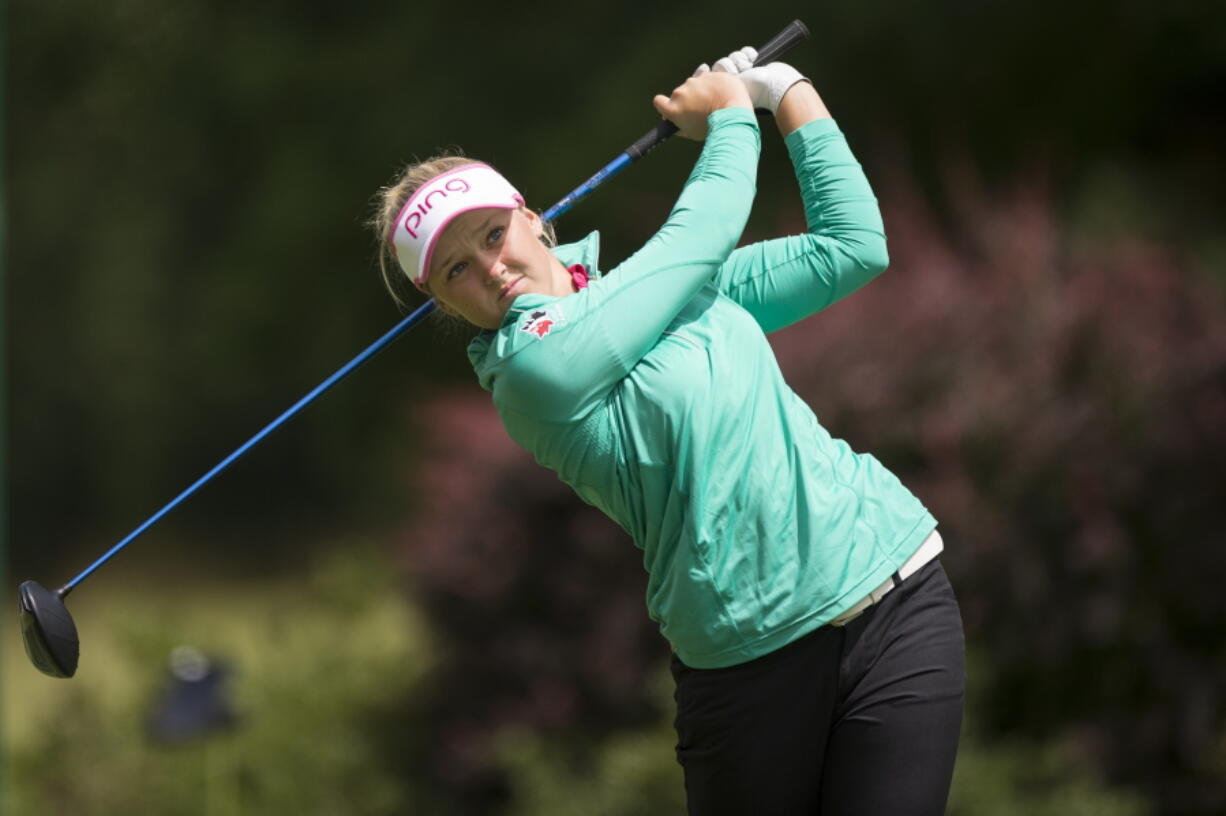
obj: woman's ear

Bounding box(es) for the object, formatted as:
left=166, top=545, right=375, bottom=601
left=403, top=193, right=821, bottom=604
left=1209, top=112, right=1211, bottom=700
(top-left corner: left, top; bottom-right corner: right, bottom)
left=519, top=206, right=544, bottom=238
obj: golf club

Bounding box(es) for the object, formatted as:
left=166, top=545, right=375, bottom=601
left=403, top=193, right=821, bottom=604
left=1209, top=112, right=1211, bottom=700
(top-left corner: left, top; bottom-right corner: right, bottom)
left=17, top=19, right=811, bottom=678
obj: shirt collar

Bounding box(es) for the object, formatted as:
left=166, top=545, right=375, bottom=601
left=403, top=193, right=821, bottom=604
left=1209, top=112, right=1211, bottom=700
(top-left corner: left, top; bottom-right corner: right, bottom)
left=548, top=230, right=601, bottom=279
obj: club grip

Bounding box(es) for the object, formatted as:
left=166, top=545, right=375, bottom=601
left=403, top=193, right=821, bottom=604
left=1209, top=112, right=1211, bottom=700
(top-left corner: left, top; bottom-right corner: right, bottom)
left=623, top=19, right=811, bottom=160
left=626, top=121, right=680, bottom=159
left=752, top=19, right=811, bottom=67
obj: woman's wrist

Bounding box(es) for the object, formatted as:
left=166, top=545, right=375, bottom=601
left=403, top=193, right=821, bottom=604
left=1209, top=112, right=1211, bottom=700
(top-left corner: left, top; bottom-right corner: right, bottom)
left=774, top=82, right=831, bottom=137
left=709, top=87, right=753, bottom=117
left=707, top=105, right=758, bottom=128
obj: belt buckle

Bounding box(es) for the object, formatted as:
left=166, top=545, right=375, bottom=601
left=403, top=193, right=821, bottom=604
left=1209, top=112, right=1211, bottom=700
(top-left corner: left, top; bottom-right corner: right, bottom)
left=830, top=570, right=902, bottom=628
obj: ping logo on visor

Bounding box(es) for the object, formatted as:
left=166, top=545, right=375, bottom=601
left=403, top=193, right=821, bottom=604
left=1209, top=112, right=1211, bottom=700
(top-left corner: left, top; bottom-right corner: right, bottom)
left=388, top=164, right=524, bottom=290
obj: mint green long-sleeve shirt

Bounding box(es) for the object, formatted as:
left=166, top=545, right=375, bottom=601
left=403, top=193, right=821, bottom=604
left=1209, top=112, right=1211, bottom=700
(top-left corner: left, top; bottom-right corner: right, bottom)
left=467, top=108, right=937, bottom=668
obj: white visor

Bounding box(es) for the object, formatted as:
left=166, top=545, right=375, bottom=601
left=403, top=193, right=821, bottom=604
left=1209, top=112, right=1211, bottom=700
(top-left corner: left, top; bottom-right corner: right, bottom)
left=388, top=163, right=524, bottom=289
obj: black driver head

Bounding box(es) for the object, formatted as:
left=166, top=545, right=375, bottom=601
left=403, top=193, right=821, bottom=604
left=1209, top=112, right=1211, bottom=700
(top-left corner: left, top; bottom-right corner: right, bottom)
left=18, top=581, right=80, bottom=678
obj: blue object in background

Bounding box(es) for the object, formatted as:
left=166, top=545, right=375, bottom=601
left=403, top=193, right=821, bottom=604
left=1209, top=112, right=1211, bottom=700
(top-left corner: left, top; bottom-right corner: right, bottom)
left=146, top=646, right=238, bottom=744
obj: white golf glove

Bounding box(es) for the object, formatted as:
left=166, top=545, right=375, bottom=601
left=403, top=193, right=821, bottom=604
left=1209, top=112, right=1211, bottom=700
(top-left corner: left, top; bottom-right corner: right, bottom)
left=693, top=46, right=810, bottom=114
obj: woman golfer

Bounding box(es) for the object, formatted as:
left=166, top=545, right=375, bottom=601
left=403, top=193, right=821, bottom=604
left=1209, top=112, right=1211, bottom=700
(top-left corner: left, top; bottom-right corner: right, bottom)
left=373, top=52, right=965, bottom=815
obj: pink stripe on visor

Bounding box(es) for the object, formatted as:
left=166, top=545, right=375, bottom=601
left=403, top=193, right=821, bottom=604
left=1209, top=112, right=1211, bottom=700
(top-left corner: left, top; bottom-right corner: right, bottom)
left=388, top=163, right=524, bottom=290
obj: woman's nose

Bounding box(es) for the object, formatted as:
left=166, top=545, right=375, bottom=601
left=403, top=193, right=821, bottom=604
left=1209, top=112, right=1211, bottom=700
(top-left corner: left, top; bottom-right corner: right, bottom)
left=483, top=255, right=508, bottom=282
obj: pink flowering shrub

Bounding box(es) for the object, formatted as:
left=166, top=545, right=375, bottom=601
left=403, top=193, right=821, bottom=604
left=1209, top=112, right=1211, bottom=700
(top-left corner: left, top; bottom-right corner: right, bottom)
left=775, top=169, right=1226, bottom=813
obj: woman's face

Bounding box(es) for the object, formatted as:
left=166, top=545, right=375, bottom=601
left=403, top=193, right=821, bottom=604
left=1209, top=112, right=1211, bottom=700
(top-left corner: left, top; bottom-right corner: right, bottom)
left=426, top=206, right=571, bottom=330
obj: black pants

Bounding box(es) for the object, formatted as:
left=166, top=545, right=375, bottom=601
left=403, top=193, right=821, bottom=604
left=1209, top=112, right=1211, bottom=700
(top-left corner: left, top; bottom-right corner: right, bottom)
left=670, top=560, right=965, bottom=816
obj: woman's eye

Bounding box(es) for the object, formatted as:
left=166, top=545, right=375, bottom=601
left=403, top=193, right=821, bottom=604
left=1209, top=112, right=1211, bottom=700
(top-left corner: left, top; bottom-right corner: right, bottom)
left=447, top=261, right=468, bottom=280
left=488, top=226, right=505, bottom=244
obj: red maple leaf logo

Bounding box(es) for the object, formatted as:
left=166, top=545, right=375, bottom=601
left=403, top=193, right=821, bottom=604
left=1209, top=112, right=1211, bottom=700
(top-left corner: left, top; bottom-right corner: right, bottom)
left=521, top=310, right=557, bottom=339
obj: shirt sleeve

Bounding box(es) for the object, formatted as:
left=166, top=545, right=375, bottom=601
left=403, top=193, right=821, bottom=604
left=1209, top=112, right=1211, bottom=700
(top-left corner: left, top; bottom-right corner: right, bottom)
left=487, top=108, right=761, bottom=422
left=713, top=117, right=889, bottom=334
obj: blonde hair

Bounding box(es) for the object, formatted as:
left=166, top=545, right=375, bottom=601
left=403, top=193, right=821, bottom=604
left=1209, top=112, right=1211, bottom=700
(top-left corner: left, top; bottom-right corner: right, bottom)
left=369, top=151, right=557, bottom=310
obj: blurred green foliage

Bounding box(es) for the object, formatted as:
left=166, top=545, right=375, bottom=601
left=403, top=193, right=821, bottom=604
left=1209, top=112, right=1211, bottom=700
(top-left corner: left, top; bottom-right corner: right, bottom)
left=4, top=544, right=430, bottom=814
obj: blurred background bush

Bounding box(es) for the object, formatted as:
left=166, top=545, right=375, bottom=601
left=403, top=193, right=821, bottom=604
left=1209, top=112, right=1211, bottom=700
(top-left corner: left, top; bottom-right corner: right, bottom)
left=4, top=0, right=1224, bottom=813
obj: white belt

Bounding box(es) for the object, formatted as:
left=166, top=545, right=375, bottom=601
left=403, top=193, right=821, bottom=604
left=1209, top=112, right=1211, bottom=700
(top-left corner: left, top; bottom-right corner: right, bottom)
left=830, top=529, right=944, bottom=627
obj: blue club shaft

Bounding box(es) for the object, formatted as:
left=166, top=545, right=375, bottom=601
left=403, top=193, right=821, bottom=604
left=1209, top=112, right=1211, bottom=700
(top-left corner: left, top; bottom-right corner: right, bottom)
left=59, top=19, right=810, bottom=595
left=62, top=298, right=438, bottom=594
left=541, top=153, right=633, bottom=223
left=59, top=152, right=632, bottom=595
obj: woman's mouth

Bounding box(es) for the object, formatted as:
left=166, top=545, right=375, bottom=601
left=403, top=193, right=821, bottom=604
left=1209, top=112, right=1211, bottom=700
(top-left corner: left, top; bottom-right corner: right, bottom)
left=499, top=276, right=524, bottom=301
